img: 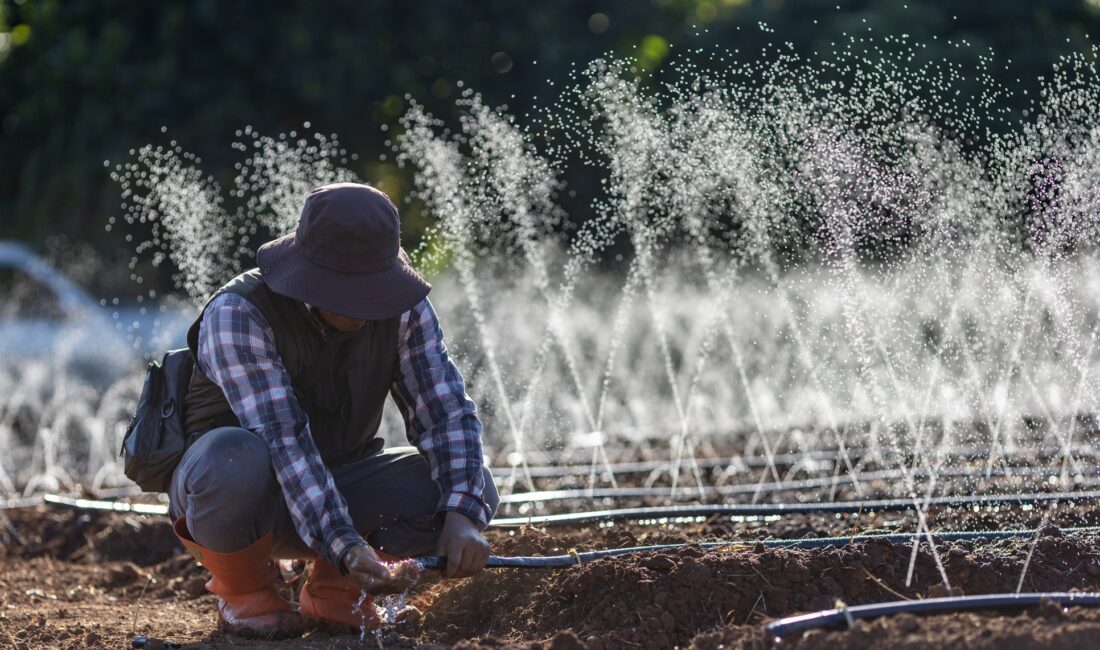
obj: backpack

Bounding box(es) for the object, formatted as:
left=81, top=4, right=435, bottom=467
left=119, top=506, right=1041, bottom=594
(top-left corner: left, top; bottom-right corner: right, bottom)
left=120, top=348, right=194, bottom=492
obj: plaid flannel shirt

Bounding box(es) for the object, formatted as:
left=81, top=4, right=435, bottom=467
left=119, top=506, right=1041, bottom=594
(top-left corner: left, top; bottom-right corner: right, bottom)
left=196, top=291, right=489, bottom=569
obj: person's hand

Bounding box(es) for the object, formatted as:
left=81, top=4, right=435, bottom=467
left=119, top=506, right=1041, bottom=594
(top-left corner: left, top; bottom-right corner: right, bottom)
left=435, top=511, right=490, bottom=579
left=342, top=543, right=391, bottom=592
left=342, top=542, right=419, bottom=593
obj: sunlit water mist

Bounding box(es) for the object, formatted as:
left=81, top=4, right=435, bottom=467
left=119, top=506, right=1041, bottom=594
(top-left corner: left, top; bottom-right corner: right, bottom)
left=5, top=36, right=1100, bottom=507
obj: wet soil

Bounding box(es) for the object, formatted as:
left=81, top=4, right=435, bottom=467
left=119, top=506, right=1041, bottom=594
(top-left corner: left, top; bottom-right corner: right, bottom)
left=4, top=505, right=1100, bottom=648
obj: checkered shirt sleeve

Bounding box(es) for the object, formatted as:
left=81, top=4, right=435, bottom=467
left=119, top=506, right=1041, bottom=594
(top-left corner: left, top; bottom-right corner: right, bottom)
left=391, top=298, right=491, bottom=527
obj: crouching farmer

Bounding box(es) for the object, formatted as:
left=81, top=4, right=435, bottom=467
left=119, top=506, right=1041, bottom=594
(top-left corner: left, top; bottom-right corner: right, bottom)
left=170, top=183, right=498, bottom=638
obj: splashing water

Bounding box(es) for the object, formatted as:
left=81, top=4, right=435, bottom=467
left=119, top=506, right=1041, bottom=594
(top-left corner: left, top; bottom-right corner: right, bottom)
left=389, top=40, right=1100, bottom=514
left=354, top=589, right=371, bottom=645
left=353, top=589, right=407, bottom=647
left=354, top=558, right=421, bottom=647
left=7, top=32, right=1100, bottom=575
left=371, top=593, right=410, bottom=646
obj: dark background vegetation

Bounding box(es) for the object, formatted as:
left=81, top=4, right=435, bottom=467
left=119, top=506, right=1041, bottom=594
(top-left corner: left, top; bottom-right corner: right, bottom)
left=2, top=0, right=1099, bottom=294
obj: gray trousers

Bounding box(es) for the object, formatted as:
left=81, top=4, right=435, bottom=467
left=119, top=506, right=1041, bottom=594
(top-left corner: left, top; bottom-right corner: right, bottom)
left=168, top=426, right=499, bottom=558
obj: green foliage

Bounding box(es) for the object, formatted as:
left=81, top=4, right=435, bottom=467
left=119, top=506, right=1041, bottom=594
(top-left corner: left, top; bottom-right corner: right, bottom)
left=1, top=0, right=1098, bottom=281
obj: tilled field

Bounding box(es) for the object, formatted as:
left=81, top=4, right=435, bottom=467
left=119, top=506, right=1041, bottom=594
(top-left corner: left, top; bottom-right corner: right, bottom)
left=4, top=503, right=1100, bottom=648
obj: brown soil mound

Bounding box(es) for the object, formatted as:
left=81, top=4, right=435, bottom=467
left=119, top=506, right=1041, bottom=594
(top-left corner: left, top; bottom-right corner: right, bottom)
left=416, top=527, right=1100, bottom=649
left=1, top=506, right=180, bottom=566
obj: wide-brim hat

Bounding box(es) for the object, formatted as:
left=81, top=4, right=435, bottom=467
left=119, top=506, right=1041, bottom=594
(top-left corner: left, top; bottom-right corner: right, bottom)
left=256, top=183, right=430, bottom=320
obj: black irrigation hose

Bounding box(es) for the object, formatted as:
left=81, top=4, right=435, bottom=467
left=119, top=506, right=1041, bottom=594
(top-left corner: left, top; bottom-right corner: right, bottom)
left=414, top=525, right=1100, bottom=570
left=490, top=443, right=1100, bottom=479
left=492, top=489, right=1100, bottom=527
left=0, top=462, right=1062, bottom=511
left=497, top=464, right=1100, bottom=504
left=0, top=486, right=143, bottom=511
left=491, top=449, right=851, bottom=478
left=765, top=592, right=1100, bottom=638
left=6, top=445, right=1098, bottom=511
left=0, top=495, right=49, bottom=510
left=39, top=494, right=169, bottom=515
left=35, top=489, right=1100, bottom=523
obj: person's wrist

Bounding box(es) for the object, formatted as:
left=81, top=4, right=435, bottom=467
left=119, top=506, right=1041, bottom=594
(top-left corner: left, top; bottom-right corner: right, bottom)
left=340, top=546, right=355, bottom=570
left=444, top=510, right=479, bottom=529
left=342, top=541, right=369, bottom=568
left=440, top=495, right=488, bottom=529
left=330, top=526, right=366, bottom=570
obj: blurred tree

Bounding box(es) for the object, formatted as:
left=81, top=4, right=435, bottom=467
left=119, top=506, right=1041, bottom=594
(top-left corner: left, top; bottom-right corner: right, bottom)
left=0, top=0, right=1097, bottom=292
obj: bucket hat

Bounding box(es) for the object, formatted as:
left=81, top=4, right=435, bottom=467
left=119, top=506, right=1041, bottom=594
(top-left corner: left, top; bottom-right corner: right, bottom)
left=256, top=183, right=430, bottom=320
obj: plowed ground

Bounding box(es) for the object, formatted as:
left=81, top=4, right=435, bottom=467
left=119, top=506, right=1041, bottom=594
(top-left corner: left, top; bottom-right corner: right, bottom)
left=4, top=504, right=1100, bottom=649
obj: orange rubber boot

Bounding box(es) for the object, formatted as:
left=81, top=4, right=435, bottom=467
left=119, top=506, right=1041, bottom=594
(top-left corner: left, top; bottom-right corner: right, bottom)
left=298, top=550, right=403, bottom=629
left=173, top=518, right=306, bottom=639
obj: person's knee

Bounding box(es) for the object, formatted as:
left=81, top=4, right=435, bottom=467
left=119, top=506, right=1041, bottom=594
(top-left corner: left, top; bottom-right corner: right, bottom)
left=187, top=427, right=275, bottom=509
left=180, top=428, right=278, bottom=551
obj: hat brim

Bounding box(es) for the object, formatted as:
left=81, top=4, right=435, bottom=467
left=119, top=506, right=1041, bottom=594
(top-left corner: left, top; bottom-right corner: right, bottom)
left=256, top=233, right=431, bottom=320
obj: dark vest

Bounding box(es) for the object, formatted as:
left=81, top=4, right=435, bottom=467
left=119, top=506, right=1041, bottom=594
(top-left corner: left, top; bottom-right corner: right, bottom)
left=183, top=269, right=400, bottom=467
